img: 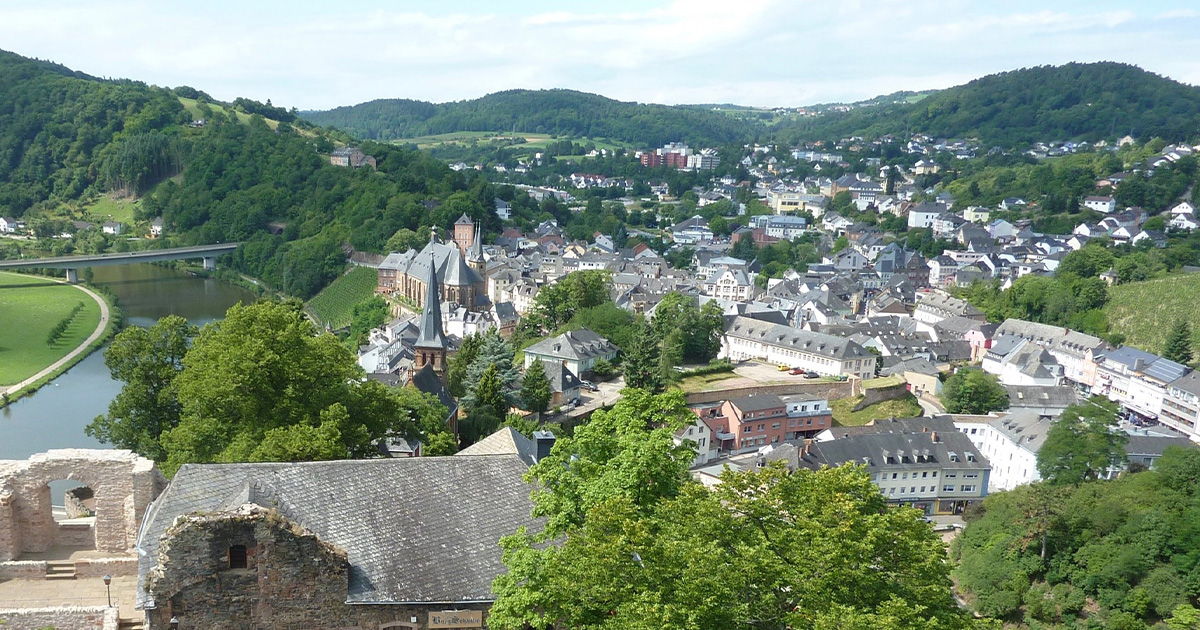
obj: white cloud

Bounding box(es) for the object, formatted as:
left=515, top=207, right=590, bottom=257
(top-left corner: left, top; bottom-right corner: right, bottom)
left=0, top=1, right=1197, bottom=109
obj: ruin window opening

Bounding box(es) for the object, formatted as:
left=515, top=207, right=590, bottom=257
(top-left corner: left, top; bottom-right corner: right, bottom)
left=229, top=544, right=248, bottom=569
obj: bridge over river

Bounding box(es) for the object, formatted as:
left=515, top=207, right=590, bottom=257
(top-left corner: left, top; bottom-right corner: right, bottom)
left=0, top=243, right=241, bottom=283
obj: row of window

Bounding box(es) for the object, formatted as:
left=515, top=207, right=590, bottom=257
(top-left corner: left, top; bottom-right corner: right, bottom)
left=884, top=484, right=976, bottom=496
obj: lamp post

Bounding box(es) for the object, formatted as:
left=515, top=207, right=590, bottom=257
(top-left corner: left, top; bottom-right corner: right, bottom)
left=102, top=574, right=112, bottom=608
left=170, top=616, right=179, bottom=629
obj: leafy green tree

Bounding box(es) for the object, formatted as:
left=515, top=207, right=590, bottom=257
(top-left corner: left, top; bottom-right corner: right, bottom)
left=1036, top=397, right=1127, bottom=485
left=940, top=368, right=1009, bottom=414
left=1163, top=318, right=1194, bottom=365
left=832, top=235, right=850, bottom=253
left=86, top=315, right=196, bottom=461
left=347, top=295, right=390, bottom=347
left=520, top=360, right=552, bottom=414
left=649, top=292, right=725, bottom=363
left=492, top=457, right=976, bottom=630
left=1058, top=243, right=1115, bottom=278
left=623, top=321, right=663, bottom=391
left=458, top=406, right=501, bottom=448
left=1168, top=604, right=1200, bottom=630
left=447, top=331, right=484, bottom=398
left=153, top=301, right=449, bottom=475
left=526, top=270, right=613, bottom=334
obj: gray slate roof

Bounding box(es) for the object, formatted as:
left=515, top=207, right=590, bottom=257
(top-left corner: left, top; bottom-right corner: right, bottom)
left=524, top=328, right=618, bottom=362
left=137, top=455, right=536, bottom=608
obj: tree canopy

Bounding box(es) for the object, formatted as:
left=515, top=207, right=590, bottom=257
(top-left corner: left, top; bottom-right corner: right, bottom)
left=1036, top=397, right=1127, bottom=486
left=90, top=300, right=453, bottom=475
left=940, top=368, right=1009, bottom=415
left=489, top=390, right=979, bottom=630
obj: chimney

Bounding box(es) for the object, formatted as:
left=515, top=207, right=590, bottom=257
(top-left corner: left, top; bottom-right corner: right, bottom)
left=931, top=431, right=939, bottom=443
left=533, top=430, right=556, bottom=462
left=1134, top=358, right=1145, bottom=372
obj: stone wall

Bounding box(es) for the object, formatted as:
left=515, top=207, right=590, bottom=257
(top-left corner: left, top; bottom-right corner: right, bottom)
left=851, top=383, right=913, bottom=412
left=144, top=507, right=493, bottom=630
left=0, top=560, right=45, bottom=579
left=76, top=556, right=138, bottom=578
left=684, top=379, right=857, bottom=406
left=65, top=485, right=95, bottom=518
left=0, top=449, right=164, bottom=560
left=0, top=606, right=118, bottom=630
left=57, top=522, right=96, bottom=548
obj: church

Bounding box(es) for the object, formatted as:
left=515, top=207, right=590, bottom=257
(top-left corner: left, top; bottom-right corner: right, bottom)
left=377, top=214, right=489, bottom=312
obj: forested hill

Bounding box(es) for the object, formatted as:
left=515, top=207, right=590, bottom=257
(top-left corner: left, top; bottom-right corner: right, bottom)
left=299, top=89, right=760, bottom=146
left=0, top=49, right=502, bottom=299
left=773, top=62, right=1200, bottom=146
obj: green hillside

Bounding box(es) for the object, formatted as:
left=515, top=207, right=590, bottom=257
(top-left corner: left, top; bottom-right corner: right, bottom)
left=0, top=49, right=498, bottom=300
left=307, top=266, right=380, bottom=330
left=1105, top=273, right=1200, bottom=357
left=774, top=62, right=1200, bottom=147
left=300, top=89, right=759, bottom=147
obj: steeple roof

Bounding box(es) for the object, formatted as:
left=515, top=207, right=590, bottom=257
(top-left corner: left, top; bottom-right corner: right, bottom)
left=443, top=248, right=477, bottom=287
left=455, top=213, right=474, bottom=225
left=468, top=225, right=484, bottom=262
left=416, top=253, right=448, bottom=350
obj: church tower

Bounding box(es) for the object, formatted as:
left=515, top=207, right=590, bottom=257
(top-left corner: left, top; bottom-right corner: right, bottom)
left=453, top=214, right=475, bottom=256
left=467, top=224, right=485, bottom=274
left=413, top=253, right=449, bottom=384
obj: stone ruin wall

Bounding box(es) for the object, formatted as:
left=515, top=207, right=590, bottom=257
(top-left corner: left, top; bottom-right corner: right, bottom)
left=0, top=606, right=118, bottom=630
left=144, top=507, right=492, bottom=630
left=0, top=449, right=164, bottom=561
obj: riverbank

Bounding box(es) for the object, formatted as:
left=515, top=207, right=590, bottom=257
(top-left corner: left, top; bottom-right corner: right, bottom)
left=0, top=273, right=120, bottom=406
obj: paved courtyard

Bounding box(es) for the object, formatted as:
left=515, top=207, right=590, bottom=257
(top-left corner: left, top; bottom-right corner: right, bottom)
left=0, top=574, right=137, bottom=611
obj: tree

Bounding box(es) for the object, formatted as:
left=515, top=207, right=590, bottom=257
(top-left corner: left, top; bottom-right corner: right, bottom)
left=1057, top=243, right=1115, bottom=279
left=347, top=295, right=389, bottom=347
left=520, top=360, right=552, bottom=414
left=150, top=301, right=451, bottom=475
left=1036, top=397, right=1127, bottom=485
left=623, top=321, right=663, bottom=392
left=491, top=455, right=976, bottom=630
left=447, top=331, right=485, bottom=398
left=461, top=330, right=519, bottom=411
left=1163, top=318, right=1194, bottom=365
left=940, top=368, right=1009, bottom=414
left=473, top=363, right=509, bottom=420
left=86, top=315, right=196, bottom=461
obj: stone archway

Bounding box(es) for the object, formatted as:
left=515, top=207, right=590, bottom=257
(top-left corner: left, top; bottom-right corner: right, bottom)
left=0, top=449, right=163, bottom=560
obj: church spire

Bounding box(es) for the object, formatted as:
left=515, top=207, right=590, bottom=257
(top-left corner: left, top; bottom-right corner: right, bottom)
left=415, top=253, right=447, bottom=351
left=468, top=224, right=484, bottom=264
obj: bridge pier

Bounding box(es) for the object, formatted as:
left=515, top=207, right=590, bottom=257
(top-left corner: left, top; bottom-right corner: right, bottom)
left=65, top=268, right=78, bottom=284
left=202, top=257, right=216, bottom=271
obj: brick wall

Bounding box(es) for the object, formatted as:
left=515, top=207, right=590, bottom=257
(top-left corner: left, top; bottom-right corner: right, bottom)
left=852, top=383, right=913, bottom=412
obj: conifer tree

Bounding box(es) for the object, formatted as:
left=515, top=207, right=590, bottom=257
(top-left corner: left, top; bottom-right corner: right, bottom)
left=1163, top=319, right=1194, bottom=365
left=520, top=360, right=552, bottom=414
left=623, top=321, right=663, bottom=392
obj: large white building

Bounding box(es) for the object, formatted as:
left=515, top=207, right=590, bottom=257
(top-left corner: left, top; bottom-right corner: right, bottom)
left=720, top=316, right=875, bottom=379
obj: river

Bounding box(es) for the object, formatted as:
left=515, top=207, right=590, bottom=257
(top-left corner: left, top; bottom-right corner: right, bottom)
left=0, top=264, right=258, bottom=461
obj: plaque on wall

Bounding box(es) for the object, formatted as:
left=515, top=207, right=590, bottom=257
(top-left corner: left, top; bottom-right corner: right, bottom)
left=428, top=610, right=483, bottom=628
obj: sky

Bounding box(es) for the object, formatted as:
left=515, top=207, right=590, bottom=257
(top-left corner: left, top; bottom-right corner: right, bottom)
left=3, top=0, right=1200, bottom=111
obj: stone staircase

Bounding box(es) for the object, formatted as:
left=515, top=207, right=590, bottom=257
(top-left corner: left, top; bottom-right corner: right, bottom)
left=44, top=560, right=76, bottom=580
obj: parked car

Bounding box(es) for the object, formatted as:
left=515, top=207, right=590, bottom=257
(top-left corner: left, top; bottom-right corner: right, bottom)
left=788, top=367, right=805, bottom=375
left=777, top=364, right=790, bottom=372
left=580, top=380, right=599, bottom=391
left=804, top=371, right=820, bottom=379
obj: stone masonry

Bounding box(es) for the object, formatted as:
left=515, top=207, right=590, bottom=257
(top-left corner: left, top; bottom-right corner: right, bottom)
left=0, top=449, right=164, bottom=560
left=144, top=506, right=491, bottom=630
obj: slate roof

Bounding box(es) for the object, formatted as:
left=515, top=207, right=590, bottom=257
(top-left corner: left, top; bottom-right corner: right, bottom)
left=1169, top=370, right=1200, bottom=397
left=805, top=416, right=986, bottom=472
left=727, top=394, right=786, bottom=414
left=415, top=254, right=448, bottom=350
left=1006, top=385, right=1078, bottom=409
left=457, top=427, right=538, bottom=465
left=524, top=329, right=618, bottom=362
left=993, top=319, right=1107, bottom=358
left=136, top=454, right=536, bottom=608
left=724, top=316, right=870, bottom=361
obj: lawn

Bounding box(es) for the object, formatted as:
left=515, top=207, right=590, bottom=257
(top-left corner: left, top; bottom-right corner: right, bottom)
left=306, top=266, right=380, bottom=330
left=1106, top=272, right=1200, bottom=356
left=82, top=195, right=141, bottom=225
left=830, top=393, right=923, bottom=427
left=0, top=272, right=102, bottom=387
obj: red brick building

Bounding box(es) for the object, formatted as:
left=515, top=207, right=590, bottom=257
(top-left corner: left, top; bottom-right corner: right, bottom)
left=721, top=395, right=790, bottom=451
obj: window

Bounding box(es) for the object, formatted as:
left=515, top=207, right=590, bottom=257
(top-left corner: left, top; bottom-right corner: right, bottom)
left=945, top=472, right=956, bottom=478
left=743, top=426, right=751, bottom=433
left=902, top=472, right=908, bottom=480
left=943, top=485, right=955, bottom=492
left=772, top=422, right=781, bottom=429
left=964, top=473, right=979, bottom=478
left=758, top=424, right=765, bottom=431
left=888, top=487, right=895, bottom=495
left=229, top=545, right=248, bottom=570
left=920, top=486, right=926, bottom=493
left=922, top=471, right=928, bottom=478
left=961, top=485, right=976, bottom=492
left=891, top=473, right=898, bottom=480
left=910, top=487, right=917, bottom=493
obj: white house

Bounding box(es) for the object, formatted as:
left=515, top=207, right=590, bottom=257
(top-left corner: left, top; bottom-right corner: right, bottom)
left=1083, top=196, right=1116, bottom=214
left=907, top=202, right=942, bottom=230
left=721, top=316, right=875, bottom=380
left=0, top=217, right=19, bottom=234
left=1170, top=214, right=1199, bottom=231
left=102, top=221, right=123, bottom=235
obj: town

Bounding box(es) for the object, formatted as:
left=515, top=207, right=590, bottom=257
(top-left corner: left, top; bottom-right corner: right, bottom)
left=3, top=16, right=1200, bottom=630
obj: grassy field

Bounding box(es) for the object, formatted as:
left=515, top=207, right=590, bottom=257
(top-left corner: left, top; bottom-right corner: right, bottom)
left=306, top=266, right=380, bottom=330
left=82, top=195, right=141, bottom=225
left=830, top=393, right=923, bottom=427
left=0, top=272, right=102, bottom=387
left=392, top=130, right=632, bottom=153
left=1105, top=272, right=1200, bottom=356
